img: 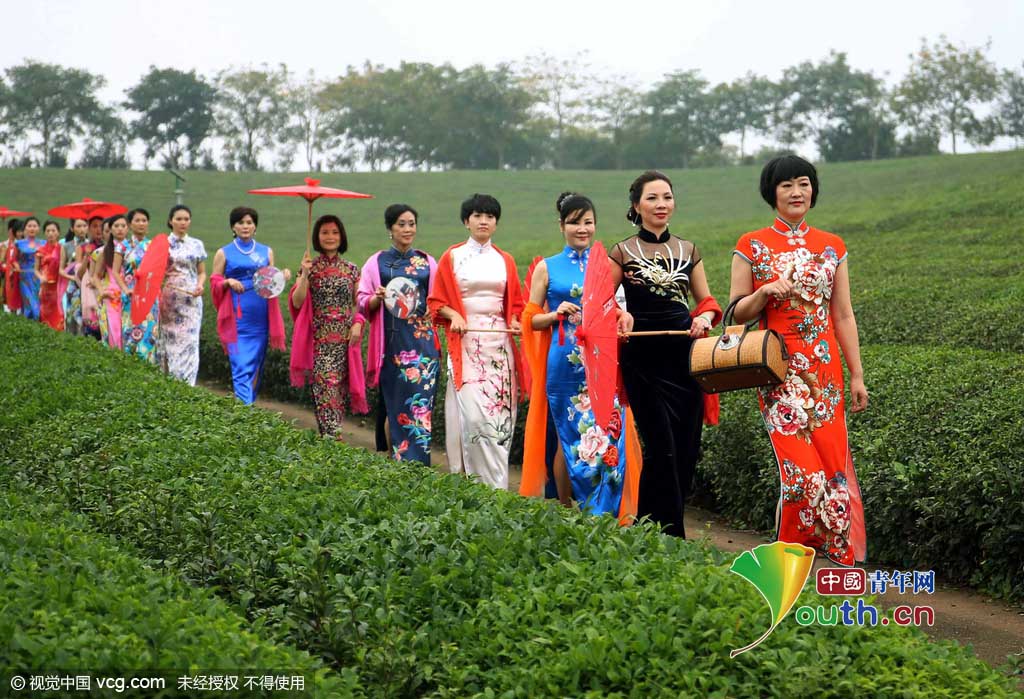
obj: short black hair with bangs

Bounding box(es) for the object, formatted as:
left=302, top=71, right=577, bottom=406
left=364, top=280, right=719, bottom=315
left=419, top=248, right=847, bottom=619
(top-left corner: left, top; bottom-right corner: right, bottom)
left=759, top=155, right=819, bottom=209
left=460, top=193, right=501, bottom=224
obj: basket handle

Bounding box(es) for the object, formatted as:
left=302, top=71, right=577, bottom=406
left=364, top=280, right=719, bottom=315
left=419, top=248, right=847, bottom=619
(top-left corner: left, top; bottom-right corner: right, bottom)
left=722, top=295, right=763, bottom=331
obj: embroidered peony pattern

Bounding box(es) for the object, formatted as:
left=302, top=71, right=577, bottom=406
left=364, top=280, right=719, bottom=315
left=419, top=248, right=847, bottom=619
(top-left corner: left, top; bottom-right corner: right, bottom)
left=781, top=460, right=854, bottom=561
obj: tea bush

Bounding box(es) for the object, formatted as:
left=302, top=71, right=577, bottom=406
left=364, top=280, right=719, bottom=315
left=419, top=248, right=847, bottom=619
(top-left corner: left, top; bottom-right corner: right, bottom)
left=0, top=495, right=354, bottom=697
left=695, top=343, right=1024, bottom=600
left=1, top=316, right=1019, bottom=698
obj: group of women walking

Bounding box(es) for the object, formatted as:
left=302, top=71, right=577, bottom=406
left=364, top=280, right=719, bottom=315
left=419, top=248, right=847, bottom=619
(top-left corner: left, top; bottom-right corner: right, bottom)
left=1, top=155, right=868, bottom=565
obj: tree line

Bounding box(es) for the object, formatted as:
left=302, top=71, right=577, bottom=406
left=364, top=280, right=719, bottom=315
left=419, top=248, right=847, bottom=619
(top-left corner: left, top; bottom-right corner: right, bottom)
left=1, top=36, right=1021, bottom=172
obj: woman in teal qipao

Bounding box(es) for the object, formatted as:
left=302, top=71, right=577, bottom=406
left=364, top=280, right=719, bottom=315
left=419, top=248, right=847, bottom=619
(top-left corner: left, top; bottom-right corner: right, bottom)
left=358, top=204, right=439, bottom=465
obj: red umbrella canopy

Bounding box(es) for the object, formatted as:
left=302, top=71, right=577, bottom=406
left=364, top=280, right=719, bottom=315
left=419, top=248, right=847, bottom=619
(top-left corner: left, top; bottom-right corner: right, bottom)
left=575, top=241, right=620, bottom=431
left=247, top=177, right=373, bottom=202
left=248, top=178, right=373, bottom=255
left=0, top=206, right=33, bottom=220
left=130, top=234, right=170, bottom=325
left=48, top=198, right=128, bottom=220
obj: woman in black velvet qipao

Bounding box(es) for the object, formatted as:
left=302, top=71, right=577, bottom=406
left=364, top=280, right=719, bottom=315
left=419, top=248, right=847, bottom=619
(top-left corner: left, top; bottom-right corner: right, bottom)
left=609, top=171, right=723, bottom=537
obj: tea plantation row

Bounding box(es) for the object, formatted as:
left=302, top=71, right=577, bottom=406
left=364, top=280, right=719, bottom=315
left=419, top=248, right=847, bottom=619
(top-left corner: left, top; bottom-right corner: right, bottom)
left=1, top=315, right=1020, bottom=697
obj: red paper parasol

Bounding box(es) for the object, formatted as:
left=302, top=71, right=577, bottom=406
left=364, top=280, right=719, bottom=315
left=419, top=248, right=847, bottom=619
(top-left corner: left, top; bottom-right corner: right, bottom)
left=0, top=206, right=33, bottom=223
left=130, top=234, right=170, bottom=325
left=575, top=242, right=620, bottom=431
left=248, top=177, right=373, bottom=255
left=48, top=198, right=128, bottom=220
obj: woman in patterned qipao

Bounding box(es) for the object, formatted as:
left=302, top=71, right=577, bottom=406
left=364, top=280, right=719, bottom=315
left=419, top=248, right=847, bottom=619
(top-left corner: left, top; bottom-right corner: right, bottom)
left=730, top=155, right=868, bottom=566
left=358, top=204, right=439, bottom=465
left=427, top=193, right=528, bottom=490
left=609, top=171, right=723, bottom=538
left=114, top=208, right=160, bottom=362
left=289, top=215, right=364, bottom=440
left=158, top=205, right=207, bottom=385
left=521, top=192, right=641, bottom=520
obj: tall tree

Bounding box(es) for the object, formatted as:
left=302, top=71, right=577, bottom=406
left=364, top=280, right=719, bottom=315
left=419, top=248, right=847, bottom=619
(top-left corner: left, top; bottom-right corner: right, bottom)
left=215, top=64, right=290, bottom=170
left=281, top=70, right=333, bottom=171
left=76, top=105, right=131, bottom=169
left=894, top=36, right=1000, bottom=154
left=124, top=67, right=217, bottom=169
left=644, top=70, right=721, bottom=169
left=321, top=63, right=409, bottom=172
left=436, top=64, right=537, bottom=169
left=776, top=52, right=894, bottom=161
left=3, top=60, right=105, bottom=167
left=997, top=63, right=1024, bottom=147
left=712, top=72, right=775, bottom=160
left=593, top=79, right=643, bottom=170
left=517, top=51, right=596, bottom=168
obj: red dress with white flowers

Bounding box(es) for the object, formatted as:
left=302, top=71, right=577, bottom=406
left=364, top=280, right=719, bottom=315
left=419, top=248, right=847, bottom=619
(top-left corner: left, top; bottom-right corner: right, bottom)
left=734, top=218, right=866, bottom=565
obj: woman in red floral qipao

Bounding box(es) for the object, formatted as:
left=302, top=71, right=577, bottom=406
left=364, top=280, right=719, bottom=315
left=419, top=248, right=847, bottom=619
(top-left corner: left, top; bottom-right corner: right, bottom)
left=289, top=215, right=365, bottom=440
left=730, top=155, right=868, bottom=566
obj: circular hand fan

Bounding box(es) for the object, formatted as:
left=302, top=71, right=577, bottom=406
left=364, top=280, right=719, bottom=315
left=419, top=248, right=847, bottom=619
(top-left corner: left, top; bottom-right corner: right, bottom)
left=253, top=266, right=286, bottom=299
left=384, top=276, right=419, bottom=319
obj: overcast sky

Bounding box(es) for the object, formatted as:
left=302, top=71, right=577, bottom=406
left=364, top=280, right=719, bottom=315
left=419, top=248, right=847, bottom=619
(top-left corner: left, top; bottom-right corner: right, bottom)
left=3, top=0, right=1022, bottom=159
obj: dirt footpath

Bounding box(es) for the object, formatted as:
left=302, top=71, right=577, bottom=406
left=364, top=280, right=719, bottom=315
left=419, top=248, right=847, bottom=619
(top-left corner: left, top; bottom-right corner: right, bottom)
left=205, top=383, right=1024, bottom=673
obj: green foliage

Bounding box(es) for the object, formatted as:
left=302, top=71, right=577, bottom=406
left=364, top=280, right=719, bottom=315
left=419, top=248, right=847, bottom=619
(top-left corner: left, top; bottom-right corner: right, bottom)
left=0, top=497, right=353, bottom=696
left=124, top=66, right=219, bottom=170
left=2, top=60, right=106, bottom=166
left=215, top=64, right=291, bottom=171
left=697, top=345, right=1024, bottom=600
left=1, top=317, right=1021, bottom=697
left=894, top=36, right=1001, bottom=154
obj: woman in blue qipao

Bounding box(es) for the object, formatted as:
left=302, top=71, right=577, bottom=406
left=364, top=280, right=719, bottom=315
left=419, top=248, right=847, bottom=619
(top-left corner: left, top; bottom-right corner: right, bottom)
left=210, top=207, right=288, bottom=404
left=358, top=204, right=439, bottom=465
left=15, top=217, right=44, bottom=320
left=521, top=193, right=641, bottom=519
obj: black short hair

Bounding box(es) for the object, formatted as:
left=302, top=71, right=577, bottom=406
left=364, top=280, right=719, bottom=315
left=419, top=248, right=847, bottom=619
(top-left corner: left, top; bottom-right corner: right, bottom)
left=88, top=216, right=104, bottom=225
left=384, top=203, right=418, bottom=230
left=7, top=218, right=21, bottom=233
left=759, top=154, right=819, bottom=209
left=229, top=206, right=259, bottom=231
left=556, top=191, right=596, bottom=225
left=460, top=193, right=501, bottom=223
left=626, top=171, right=673, bottom=224
left=127, top=208, right=150, bottom=224
left=167, top=204, right=192, bottom=228
left=311, top=214, right=348, bottom=255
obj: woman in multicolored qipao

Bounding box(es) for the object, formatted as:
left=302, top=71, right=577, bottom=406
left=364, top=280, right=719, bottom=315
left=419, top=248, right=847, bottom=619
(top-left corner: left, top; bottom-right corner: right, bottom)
left=730, top=154, right=868, bottom=566
left=358, top=204, right=439, bottom=465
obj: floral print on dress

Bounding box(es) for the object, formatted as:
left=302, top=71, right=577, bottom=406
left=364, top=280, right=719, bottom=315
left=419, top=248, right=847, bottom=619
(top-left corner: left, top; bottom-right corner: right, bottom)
left=735, top=220, right=865, bottom=566
left=781, top=460, right=855, bottom=563
left=761, top=352, right=841, bottom=443
left=310, top=254, right=360, bottom=439
left=158, top=235, right=207, bottom=385
left=120, top=237, right=159, bottom=364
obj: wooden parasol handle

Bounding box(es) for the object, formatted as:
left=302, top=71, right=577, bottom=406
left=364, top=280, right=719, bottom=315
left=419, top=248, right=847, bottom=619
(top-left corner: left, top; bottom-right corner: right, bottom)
left=623, top=330, right=692, bottom=337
